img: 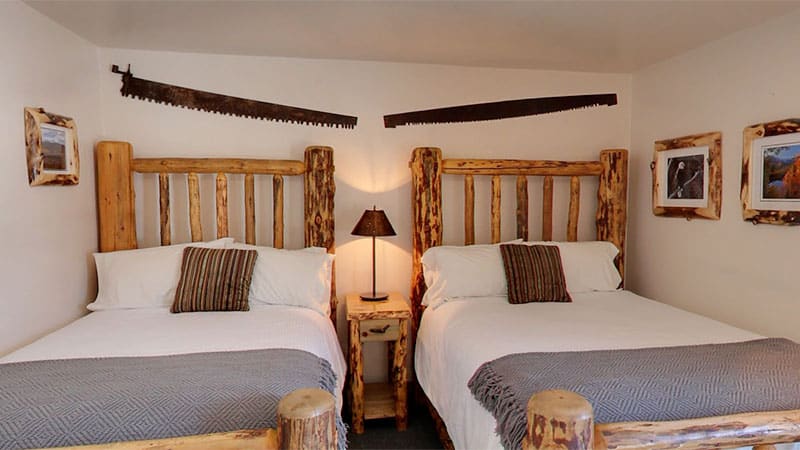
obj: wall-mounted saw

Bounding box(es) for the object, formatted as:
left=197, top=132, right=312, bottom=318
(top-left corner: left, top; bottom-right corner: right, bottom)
left=383, top=93, right=617, bottom=128
left=111, top=65, right=358, bottom=129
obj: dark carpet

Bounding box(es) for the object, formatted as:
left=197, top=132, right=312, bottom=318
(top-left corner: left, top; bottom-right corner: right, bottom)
left=346, top=403, right=444, bottom=450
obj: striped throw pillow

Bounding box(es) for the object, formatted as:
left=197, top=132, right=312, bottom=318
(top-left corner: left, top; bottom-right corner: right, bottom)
left=500, top=244, right=571, bottom=304
left=171, top=247, right=258, bottom=313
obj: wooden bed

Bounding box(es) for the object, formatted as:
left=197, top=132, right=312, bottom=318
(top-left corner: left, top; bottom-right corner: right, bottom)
left=408, top=146, right=800, bottom=450
left=71, top=141, right=339, bottom=449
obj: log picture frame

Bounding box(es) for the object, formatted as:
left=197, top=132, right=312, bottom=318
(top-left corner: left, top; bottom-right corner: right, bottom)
left=652, top=131, right=721, bottom=220
left=24, top=107, right=79, bottom=186
left=741, top=118, right=800, bottom=225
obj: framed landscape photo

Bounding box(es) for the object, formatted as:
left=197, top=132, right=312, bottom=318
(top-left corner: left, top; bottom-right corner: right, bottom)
left=652, top=131, right=722, bottom=220
left=741, top=118, right=800, bottom=225
left=24, top=107, right=79, bottom=186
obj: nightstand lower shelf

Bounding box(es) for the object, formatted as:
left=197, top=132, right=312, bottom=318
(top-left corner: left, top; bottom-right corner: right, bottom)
left=364, top=382, right=395, bottom=420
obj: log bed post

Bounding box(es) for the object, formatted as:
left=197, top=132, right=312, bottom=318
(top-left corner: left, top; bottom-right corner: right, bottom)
left=597, top=149, right=628, bottom=284
left=304, top=146, right=336, bottom=326
left=409, top=147, right=443, bottom=331
left=524, top=390, right=595, bottom=450
left=277, top=388, right=338, bottom=450
left=96, top=141, right=137, bottom=252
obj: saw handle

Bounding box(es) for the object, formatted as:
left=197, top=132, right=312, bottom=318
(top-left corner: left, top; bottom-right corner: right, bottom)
left=111, top=64, right=132, bottom=75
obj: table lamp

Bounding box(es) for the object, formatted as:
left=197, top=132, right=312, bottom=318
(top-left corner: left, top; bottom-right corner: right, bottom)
left=351, top=206, right=396, bottom=301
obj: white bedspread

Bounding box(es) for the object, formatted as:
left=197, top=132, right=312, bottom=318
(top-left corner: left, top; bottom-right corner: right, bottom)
left=415, top=290, right=773, bottom=450
left=2, top=305, right=347, bottom=407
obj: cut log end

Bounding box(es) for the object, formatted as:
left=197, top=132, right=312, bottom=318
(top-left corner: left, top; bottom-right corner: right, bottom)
left=277, top=388, right=337, bottom=450
left=525, top=390, right=595, bottom=450
left=277, top=388, right=335, bottom=420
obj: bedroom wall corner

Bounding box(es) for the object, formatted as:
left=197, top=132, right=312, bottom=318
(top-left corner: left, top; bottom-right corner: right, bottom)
left=0, top=1, right=102, bottom=355
left=628, top=9, right=800, bottom=342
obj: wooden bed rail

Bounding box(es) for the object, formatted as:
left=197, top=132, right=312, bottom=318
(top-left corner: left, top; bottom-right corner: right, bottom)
left=525, top=390, right=800, bottom=450
left=58, top=388, right=338, bottom=450
left=409, top=147, right=628, bottom=330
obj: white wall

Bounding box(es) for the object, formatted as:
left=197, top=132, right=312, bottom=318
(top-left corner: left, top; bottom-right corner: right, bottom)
left=0, top=2, right=102, bottom=354
left=97, top=48, right=631, bottom=378
left=629, top=10, right=800, bottom=342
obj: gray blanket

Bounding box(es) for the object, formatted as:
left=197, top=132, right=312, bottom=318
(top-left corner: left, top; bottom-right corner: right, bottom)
left=0, top=349, right=346, bottom=450
left=468, top=338, right=800, bottom=450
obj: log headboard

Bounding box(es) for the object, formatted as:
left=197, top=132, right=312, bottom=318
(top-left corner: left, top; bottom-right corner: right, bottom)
left=94, top=141, right=337, bottom=324
left=408, top=147, right=628, bottom=330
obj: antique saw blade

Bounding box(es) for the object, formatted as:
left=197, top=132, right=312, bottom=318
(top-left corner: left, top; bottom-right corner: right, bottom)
left=112, top=65, right=357, bottom=129
left=383, top=93, right=617, bottom=128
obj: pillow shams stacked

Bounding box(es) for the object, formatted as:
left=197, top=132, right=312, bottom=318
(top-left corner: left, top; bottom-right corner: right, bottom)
left=420, top=240, right=620, bottom=307
left=89, top=238, right=233, bottom=311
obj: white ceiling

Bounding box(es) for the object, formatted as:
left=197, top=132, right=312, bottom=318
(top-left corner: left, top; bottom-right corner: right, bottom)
left=25, top=0, right=800, bottom=73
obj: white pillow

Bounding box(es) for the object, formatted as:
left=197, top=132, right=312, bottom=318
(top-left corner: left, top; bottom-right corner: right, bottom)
left=229, top=243, right=334, bottom=317
left=89, top=238, right=234, bottom=311
left=523, top=241, right=621, bottom=293
left=421, top=240, right=522, bottom=308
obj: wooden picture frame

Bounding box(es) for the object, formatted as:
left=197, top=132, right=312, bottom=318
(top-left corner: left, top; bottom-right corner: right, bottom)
left=652, top=131, right=721, bottom=220
left=24, top=107, right=79, bottom=186
left=741, top=118, right=800, bottom=225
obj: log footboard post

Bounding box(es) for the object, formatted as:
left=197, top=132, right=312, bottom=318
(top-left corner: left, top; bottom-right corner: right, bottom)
left=277, top=388, right=337, bottom=450
left=524, top=390, right=595, bottom=450
left=409, top=147, right=443, bottom=332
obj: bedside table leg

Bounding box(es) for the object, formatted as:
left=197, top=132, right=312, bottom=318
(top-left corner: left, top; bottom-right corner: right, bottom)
left=393, top=318, right=409, bottom=431
left=349, top=320, right=365, bottom=434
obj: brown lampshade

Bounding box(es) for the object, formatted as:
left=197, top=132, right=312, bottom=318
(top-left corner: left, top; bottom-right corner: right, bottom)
left=351, top=207, right=396, bottom=237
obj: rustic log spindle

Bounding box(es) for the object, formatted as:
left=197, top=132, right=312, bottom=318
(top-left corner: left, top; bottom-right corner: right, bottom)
left=277, top=388, right=337, bottom=450
left=516, top=175, right=528, bottom=241
left=464, top=174, right=475, bottom=245
left=188, top=172, right=202, bottom=242
left=158, top=173, right=171, bottom=246
left=273, top=174, right=284, bottom=249
left=245, top=173, right=256, bottom=245
left=567, top=176, right=580, bottom=242
left=491, top=175, right=501, bottom=244
left=216, top=173, right=229, bottom=239
left=542, top=175, right=554, bottom=241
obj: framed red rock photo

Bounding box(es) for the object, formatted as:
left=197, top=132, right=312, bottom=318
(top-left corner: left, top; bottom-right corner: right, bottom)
left=741, top=118, right=800, bottom=225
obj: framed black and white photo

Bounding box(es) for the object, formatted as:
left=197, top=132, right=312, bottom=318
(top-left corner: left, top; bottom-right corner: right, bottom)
left=741, top=118, right=800, bottom=225
left=24, top=107, right=79, bottom=186
left=652, top=131, right=722, bottom=220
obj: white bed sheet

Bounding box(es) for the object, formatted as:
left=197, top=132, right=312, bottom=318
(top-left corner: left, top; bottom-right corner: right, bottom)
left=415, top=290, right=783, bottom=450
left=2, top=304, right=347, bottom=408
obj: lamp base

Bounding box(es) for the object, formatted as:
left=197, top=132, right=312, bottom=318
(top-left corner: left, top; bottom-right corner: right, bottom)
left=359, top=292, right=389, bottom=301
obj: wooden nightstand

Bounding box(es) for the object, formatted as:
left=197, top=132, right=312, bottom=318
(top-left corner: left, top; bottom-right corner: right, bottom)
left=346, top=292, right=410, bottom=434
